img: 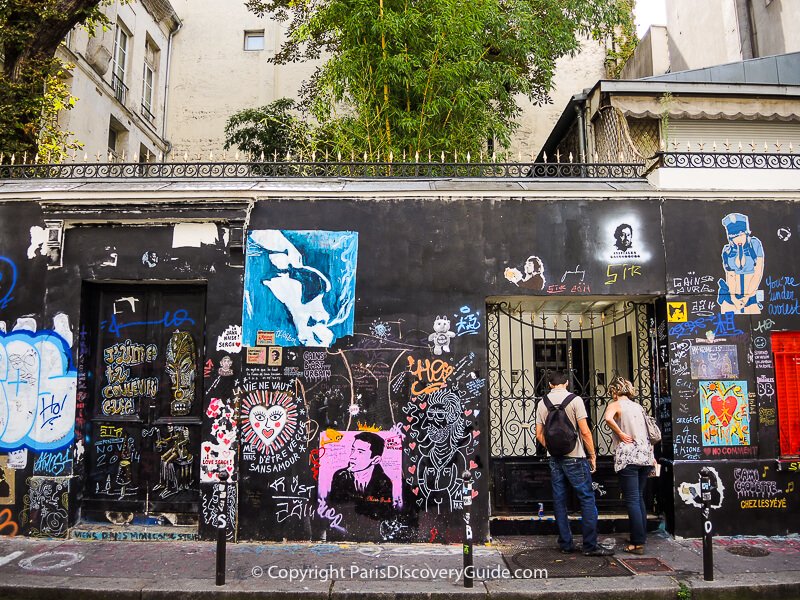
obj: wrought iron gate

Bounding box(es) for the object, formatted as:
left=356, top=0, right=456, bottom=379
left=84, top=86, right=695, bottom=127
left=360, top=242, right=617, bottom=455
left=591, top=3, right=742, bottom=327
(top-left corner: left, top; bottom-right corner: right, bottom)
left=486, top=299, right=657, bottom=514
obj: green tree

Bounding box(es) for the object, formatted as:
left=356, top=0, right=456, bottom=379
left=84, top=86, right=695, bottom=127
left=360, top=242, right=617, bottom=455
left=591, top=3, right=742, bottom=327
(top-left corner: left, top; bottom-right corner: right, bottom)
left=224, top=99, right=314, bottom=158
left=0, top=0, right=109, bottom=160
left=244, top=0, right=635, bottom=159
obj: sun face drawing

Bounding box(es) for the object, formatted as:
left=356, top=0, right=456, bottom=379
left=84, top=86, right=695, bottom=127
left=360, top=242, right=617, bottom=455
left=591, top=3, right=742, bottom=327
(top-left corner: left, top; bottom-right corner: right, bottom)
left=240, top=390, right=299, bottom=454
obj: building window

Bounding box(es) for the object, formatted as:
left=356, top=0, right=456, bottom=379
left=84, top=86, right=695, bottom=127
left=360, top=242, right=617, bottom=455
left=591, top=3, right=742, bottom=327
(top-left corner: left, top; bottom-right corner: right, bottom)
left=244, top=30, right=265, bottom=51
left=772, top=331, right=800, bottom=457
left=107, top=117, right=127, bottom=160
left=111, top=23, right=129, bottom=104
left=141, top=40, right=159, bottom=121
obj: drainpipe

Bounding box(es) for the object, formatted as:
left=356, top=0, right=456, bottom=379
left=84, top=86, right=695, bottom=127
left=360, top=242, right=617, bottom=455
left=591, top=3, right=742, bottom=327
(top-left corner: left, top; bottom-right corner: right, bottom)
left=574, top=103, right=587, bottom=164
left=161, top=12, right=183, bottom=160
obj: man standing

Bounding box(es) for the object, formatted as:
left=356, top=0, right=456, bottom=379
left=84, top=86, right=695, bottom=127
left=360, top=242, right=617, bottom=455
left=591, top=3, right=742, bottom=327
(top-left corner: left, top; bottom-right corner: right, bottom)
left=536, top=371, right=613, bottom=556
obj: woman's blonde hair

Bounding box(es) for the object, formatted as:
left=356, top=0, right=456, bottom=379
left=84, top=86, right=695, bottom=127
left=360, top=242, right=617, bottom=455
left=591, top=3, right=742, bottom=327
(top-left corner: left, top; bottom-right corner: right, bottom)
left=608, top=376, right=635, bottom=399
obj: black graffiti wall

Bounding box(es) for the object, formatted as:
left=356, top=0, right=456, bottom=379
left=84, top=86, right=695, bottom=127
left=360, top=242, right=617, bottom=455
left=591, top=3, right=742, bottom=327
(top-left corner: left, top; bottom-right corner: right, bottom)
left=0, top=203, right=50, bottom=537
left=0, top=203, right=246, bottom=539
left=235, top=196, right=665, bottom=543
left=663, top=199, right=800, bottom=537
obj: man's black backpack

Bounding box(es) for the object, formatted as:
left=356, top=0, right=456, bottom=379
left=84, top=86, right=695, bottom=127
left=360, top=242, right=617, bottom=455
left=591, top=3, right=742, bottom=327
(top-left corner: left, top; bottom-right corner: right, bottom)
left=541, top=393, right=578, bottom=456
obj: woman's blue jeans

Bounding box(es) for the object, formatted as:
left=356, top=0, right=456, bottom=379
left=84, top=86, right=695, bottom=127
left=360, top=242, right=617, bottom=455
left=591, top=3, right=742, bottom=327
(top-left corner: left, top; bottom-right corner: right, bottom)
left=618, top=464, right=650, bottom=545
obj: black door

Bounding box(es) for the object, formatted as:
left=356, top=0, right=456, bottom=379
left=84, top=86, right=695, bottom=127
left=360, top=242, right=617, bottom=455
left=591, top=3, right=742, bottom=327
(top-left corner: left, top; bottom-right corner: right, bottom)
left=82, top=283, right=206, bottom=517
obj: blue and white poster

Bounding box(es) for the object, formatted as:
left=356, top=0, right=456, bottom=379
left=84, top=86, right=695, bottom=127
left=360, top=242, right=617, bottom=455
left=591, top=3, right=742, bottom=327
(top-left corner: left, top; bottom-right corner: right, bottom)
left=243, top=230, right=358, bottom=348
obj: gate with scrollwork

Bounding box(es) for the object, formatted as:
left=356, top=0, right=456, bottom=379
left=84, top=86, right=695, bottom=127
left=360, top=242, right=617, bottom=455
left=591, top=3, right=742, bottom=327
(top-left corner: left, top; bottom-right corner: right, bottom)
left=486, top=299, right=657, bottom=514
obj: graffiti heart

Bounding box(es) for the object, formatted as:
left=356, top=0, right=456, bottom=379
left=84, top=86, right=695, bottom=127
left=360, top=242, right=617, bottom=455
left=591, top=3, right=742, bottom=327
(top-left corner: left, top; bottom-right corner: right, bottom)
left=0, top=329, right=77, bottom=451
left=249, top=404, right=288, bottom=448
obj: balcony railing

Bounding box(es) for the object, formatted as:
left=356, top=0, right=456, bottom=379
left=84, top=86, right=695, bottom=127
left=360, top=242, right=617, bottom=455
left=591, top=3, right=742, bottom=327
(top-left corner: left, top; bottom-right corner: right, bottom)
left=111, top=73, right=128, bottom=105
left=140, top=103, right=156, bottom=123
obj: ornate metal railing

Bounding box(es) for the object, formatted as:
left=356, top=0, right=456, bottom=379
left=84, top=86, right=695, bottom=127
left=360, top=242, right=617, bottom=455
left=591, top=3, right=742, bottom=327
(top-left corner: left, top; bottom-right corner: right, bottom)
left=0, top=160, right=645, bottom=180
left=660, top=151, right=800, bottom=169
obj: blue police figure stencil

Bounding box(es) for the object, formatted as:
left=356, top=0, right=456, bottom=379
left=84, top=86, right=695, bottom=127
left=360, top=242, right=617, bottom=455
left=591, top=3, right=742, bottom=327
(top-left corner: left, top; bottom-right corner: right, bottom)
left=717, top=213, right=764, bottom=315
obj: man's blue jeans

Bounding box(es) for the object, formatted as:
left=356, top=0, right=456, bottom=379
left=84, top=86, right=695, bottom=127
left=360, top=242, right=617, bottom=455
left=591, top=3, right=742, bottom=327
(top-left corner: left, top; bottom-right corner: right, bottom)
left=617, top=464, right=650, bottom=545
left=549, top=457, right=599, bottom=552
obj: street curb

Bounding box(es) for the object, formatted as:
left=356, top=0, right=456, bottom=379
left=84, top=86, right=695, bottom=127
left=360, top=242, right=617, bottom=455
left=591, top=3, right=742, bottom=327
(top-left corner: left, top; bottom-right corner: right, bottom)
left=686, top=572, right=800, bottom=600
left=0, top=574, right=149, bottom=600
left=485, top=575, right=679, bottom=600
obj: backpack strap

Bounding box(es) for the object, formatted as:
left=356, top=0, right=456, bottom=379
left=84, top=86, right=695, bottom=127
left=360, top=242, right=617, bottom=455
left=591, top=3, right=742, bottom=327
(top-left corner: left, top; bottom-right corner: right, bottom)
left=543, top=393, right=576, bottom=411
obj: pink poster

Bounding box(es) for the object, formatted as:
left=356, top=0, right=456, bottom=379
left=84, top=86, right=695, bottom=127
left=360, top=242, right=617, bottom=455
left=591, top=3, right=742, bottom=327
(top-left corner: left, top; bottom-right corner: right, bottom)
left=317, top=430, right=403, bottom=510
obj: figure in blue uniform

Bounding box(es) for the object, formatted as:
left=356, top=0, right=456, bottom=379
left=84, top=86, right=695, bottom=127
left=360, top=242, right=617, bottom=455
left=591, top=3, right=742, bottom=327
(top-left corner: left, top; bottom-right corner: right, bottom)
left=717, top=213, right=764, bottom=314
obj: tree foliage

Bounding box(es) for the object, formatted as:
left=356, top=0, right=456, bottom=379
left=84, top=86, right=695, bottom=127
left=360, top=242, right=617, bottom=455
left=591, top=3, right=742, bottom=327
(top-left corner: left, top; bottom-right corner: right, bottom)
left=243, top=0, right=635, bottom=158
left=0, top=0, right=109, bottom=160
left=224, top=98, right=314, bottom=158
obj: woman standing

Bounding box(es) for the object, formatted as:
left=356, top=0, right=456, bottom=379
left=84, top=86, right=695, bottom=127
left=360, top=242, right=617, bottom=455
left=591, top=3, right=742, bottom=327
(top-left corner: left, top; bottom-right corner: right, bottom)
left=604, top=377, right=655, bottom=554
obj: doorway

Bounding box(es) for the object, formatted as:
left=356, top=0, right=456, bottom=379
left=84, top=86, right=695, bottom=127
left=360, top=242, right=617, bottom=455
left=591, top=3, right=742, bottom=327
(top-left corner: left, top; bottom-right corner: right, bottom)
left=486, top=298, right=656, bottom=515
left=80, top=282, right=206, bottom=521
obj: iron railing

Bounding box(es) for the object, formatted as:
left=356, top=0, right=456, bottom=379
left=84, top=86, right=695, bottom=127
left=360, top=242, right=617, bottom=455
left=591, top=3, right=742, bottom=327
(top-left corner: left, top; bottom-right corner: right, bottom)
left=0, top=160, right=645, bottom=180
left=111, top=73, right=128, bottom=105
left=659, top=151, right=800, bottom=169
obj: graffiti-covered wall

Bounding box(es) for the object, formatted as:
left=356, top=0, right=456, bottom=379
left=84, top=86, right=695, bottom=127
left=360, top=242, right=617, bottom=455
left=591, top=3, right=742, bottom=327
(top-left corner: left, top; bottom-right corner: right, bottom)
left=229, top=196, right=665, bottom=543
left=1, top=188, right=799, bottom=543
left=663, top=200, right=800, bottom=537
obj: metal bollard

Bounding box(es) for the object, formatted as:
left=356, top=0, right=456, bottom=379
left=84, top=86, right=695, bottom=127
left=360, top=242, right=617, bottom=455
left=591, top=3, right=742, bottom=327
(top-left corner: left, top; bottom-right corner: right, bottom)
left=699, top=467, right=714, bottom=582
left=216, top=470, right=230, bottom=586
left=462, top=470, right=474, bottom=589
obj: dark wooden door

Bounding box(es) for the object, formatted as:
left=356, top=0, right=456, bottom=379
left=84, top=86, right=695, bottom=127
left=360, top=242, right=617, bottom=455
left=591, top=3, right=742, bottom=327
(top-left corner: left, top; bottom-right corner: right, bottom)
left=83, top=283, right=206, bottom=516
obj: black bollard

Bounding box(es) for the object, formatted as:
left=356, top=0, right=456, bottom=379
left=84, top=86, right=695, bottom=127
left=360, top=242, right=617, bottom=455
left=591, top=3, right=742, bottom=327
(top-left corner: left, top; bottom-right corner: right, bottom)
left=699, top=467, right=714, bottom=582
left=462, top=470, right=474, bottom=589
left=216, top=470, right=230, bottom=586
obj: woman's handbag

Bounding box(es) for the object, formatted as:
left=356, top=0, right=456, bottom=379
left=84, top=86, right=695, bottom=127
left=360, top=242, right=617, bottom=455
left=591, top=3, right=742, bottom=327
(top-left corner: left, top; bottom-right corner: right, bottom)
left=641, top=407, right=662, bottom=444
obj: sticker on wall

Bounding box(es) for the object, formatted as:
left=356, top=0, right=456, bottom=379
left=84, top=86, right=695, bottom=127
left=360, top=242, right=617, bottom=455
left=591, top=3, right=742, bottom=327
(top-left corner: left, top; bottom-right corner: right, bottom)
left=216, top=325, right=242, bottom=354
left=667, top=302, right=687, bottom=323
left=428, top=316, right=455, bottom=355
left=243, top=230, right=358, bottom=347
left=717, top=213, right=764, bottom=315
left=690, top=345, right=738, bottom=379
left=602, top=216, right=651, bottom=264
left=267, top=346, right=283, bottom=367
left=700, top=380, right=750, bottom=446
left=256, top=331, right=275, bottom=346
left=246, top=347, right=267, bottom=365
left=0, top=456, right=14, bottom=505
left=678, top=466, right=725, bottom=509
left=504, top=255, right=545, bottom=290
left=317, top=430, right=403, bottom=520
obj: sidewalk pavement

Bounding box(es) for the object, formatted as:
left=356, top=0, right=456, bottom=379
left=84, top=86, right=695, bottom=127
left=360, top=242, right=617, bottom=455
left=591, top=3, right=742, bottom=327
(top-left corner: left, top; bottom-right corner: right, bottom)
left=1, top=531, right=799, bottom=600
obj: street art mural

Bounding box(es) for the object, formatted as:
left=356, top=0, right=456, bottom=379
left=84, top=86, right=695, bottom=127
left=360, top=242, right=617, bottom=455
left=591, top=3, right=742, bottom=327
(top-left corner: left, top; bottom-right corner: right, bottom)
left=699, top=380, right=750, bottom=446
left=504, top=255, right=546, bottom=290
left=242, top=230, right=358, bottom=348
left=717, top=213, right=764, bottom=315
left=317, top=430, right=402, bottom=527
left=0, top=329, right=77, bottom=451
left=240, top=388, right=307, bottom=475
left=165, top=330, right=197, bottom=416
left=427, top=316, right=455, bottom=356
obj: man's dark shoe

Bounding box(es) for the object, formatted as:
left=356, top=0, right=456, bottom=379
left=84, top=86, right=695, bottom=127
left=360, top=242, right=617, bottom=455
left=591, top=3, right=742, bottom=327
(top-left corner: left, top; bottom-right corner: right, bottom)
left=583, top=547, right=615, bottom=557
left=559, top=546, right=577, bottom=554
